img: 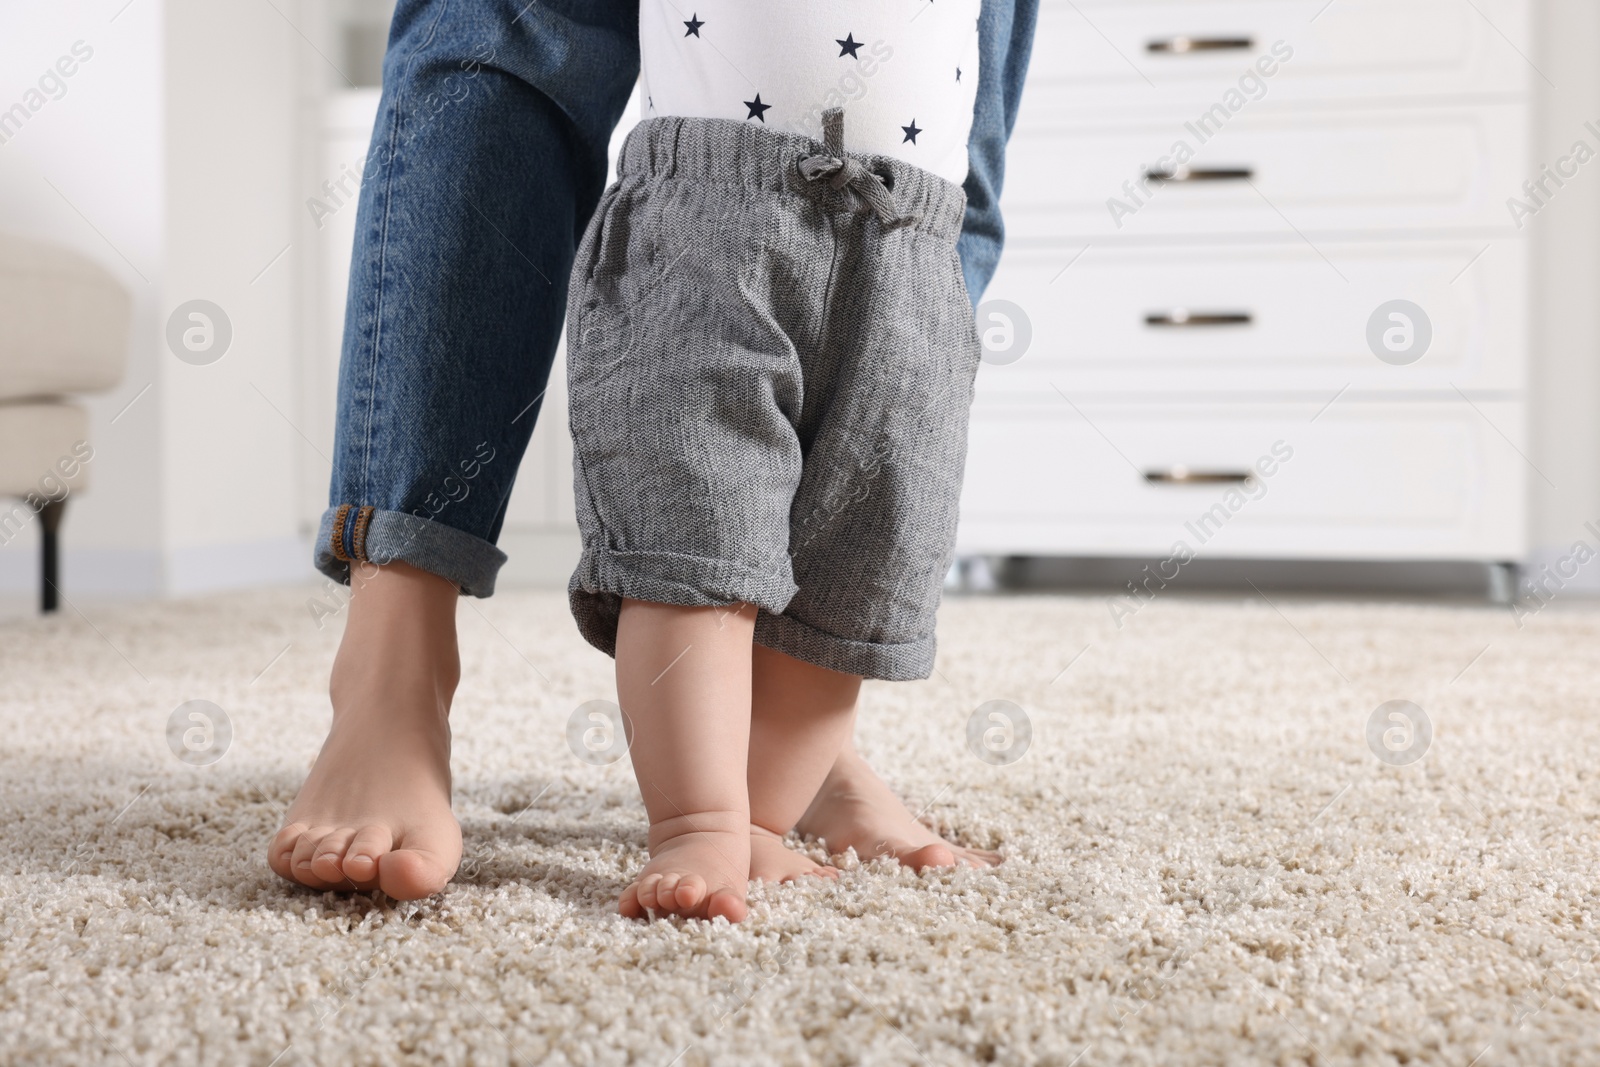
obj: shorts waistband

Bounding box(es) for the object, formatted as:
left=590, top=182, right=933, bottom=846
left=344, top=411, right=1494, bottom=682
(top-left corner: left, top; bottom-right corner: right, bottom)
left=616, top=114, right=967, bottom=243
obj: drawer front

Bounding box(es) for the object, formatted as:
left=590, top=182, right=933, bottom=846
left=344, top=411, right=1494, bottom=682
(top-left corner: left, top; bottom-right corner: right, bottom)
left=974, top=240, right=1526, bottom=394
left=955, top=401, right=1526, bottom=559
left=1001, top=105, right=1525, bottom=240
left=1031, top=0, right=1531, bottom=108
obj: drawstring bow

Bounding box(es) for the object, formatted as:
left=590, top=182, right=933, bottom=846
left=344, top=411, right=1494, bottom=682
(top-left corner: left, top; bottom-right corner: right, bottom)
left=798, top=108, right=919, bottom=228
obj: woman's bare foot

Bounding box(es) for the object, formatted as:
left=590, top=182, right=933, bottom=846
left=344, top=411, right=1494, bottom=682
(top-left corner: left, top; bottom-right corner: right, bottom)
left=619, top=811, right=751, bottom=921
left=268, top=561, right=463, bottom=900
left=749, top=825, right=839, bottom=884
left=797, top=744, right=1002, bottom=870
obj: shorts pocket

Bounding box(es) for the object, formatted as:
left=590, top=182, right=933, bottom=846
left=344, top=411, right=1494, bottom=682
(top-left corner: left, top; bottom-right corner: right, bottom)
left=569, top=184, right=625, bottom=338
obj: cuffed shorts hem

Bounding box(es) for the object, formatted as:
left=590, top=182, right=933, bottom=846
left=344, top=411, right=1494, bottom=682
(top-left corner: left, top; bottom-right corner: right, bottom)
left=313, top=506, right=507, bottom=598
left=754, top=611, right=935, bottom=682
left=569, top=546, right=799, bottom=657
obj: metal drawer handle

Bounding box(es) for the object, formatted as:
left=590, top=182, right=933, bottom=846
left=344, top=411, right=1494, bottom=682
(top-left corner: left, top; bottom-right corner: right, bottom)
left=1145, top=310, right=1254, bottom=328
left=1147, top=36, right=1254, bottom=54
left=1144, top=165, right=1254, bottom=184
left=1144, top=468, right=1254, bottom=485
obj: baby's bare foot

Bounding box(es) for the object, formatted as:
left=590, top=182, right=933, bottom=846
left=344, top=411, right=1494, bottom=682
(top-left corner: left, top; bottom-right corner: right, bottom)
left=267, top=563, right=462, bottom=900
left=797, top=748, right=1001, bottom=870
left=749, top=826, right=839, bottom=885
left=620, top=811, right=750, bottom=922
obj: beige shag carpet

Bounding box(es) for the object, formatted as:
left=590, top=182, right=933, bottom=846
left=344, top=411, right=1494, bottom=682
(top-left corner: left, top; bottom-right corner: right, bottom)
left=3, top=585, right=1599, bottom=1066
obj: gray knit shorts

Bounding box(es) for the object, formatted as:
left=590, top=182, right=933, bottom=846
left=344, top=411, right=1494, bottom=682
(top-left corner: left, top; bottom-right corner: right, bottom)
left=565, top=114, right=980, bottom=681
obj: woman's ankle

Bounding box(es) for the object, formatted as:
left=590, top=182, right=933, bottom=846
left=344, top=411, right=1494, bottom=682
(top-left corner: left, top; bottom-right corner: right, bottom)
left=330, top=561, right=462, bottom=711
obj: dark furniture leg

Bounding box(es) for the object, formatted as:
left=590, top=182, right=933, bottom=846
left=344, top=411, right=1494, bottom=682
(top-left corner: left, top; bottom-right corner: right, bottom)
left=39, top=497, right=65, bottom=613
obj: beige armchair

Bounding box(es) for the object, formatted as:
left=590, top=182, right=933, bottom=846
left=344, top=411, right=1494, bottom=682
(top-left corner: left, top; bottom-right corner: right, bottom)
left=0, top=234, right=131, bottom=611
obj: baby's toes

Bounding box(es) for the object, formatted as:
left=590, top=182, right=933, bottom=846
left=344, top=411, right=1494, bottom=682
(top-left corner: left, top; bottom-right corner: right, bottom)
left=671, top=874, right=708, bottom=913
left=653, top=873, right=684, bottom=911
left=705, top=886, right=748, bottom=923
left=778, top=859, right=837, bottom=884
left=634, top=873, right=666, bottom=913
left=310, top=828, right=358, bottom=885
left=955, top=846, right=1002, bottom=868
left=619, top=881, right=646, bottom=919
left=896, top=842, right=958, bottom=871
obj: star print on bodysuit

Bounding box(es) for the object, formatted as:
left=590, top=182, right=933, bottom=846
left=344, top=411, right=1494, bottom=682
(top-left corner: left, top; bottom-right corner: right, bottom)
left=639, top=0, right=980, bottom=184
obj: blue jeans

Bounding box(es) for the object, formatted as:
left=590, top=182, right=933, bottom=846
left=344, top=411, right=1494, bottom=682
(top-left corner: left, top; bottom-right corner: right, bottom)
left=316, top=0, right=1038, bottom=597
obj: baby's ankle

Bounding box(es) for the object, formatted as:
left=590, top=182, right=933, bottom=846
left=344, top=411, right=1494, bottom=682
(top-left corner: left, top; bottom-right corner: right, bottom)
left=646, top=809, right=749, bottom=851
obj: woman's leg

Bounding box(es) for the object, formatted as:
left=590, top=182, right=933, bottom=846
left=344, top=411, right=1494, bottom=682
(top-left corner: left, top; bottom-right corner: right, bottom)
left=957, top=0, right=1040, bottom=303
left=272, top=0, right=640, bottom=896
left=269, top=560, right=461, bottom=899
left=317, top=0, right=640, bottom=596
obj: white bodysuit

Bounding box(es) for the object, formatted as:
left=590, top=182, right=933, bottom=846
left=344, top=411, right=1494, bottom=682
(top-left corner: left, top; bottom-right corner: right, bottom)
left=639, top=1, right=981, bottom=186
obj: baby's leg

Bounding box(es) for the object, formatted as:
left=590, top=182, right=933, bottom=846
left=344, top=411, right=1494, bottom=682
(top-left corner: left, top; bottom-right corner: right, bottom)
left=746, top=645, right=858, bottom=883
left=798, top=741, right=1002, bottom=870
left=751, top=647, right=1000, bottom=871
left=616, top=599, right=754, bottom=922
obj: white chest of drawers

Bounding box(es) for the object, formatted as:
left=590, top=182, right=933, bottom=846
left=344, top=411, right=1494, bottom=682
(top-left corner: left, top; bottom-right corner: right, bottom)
left=960, top=0, right=1531, bottom=570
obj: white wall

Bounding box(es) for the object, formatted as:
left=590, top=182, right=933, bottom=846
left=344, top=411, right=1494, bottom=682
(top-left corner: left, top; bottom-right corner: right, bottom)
left=0, top=0, right=166, bottom=595
left=1526, top=0, right=1600, bottom=590
left=160, top=0, right=304, bottom=592
left=0, top=0, right=310, bottom=600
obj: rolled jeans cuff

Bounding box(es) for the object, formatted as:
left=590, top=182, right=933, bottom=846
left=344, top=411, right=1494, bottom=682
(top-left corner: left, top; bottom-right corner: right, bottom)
left=313, top=506, right=507, bottom=598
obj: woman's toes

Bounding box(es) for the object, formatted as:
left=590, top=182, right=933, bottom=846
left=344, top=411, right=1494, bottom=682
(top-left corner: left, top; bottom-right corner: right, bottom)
left=268, top=823, right=309, bottom=881
left=288, top=827, right=339, bottom=888
left=310, top=828, right=358, bottom=885
left=377, top=845, right=457, bottom=901
left=340, top=825, right=393, bottom=885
